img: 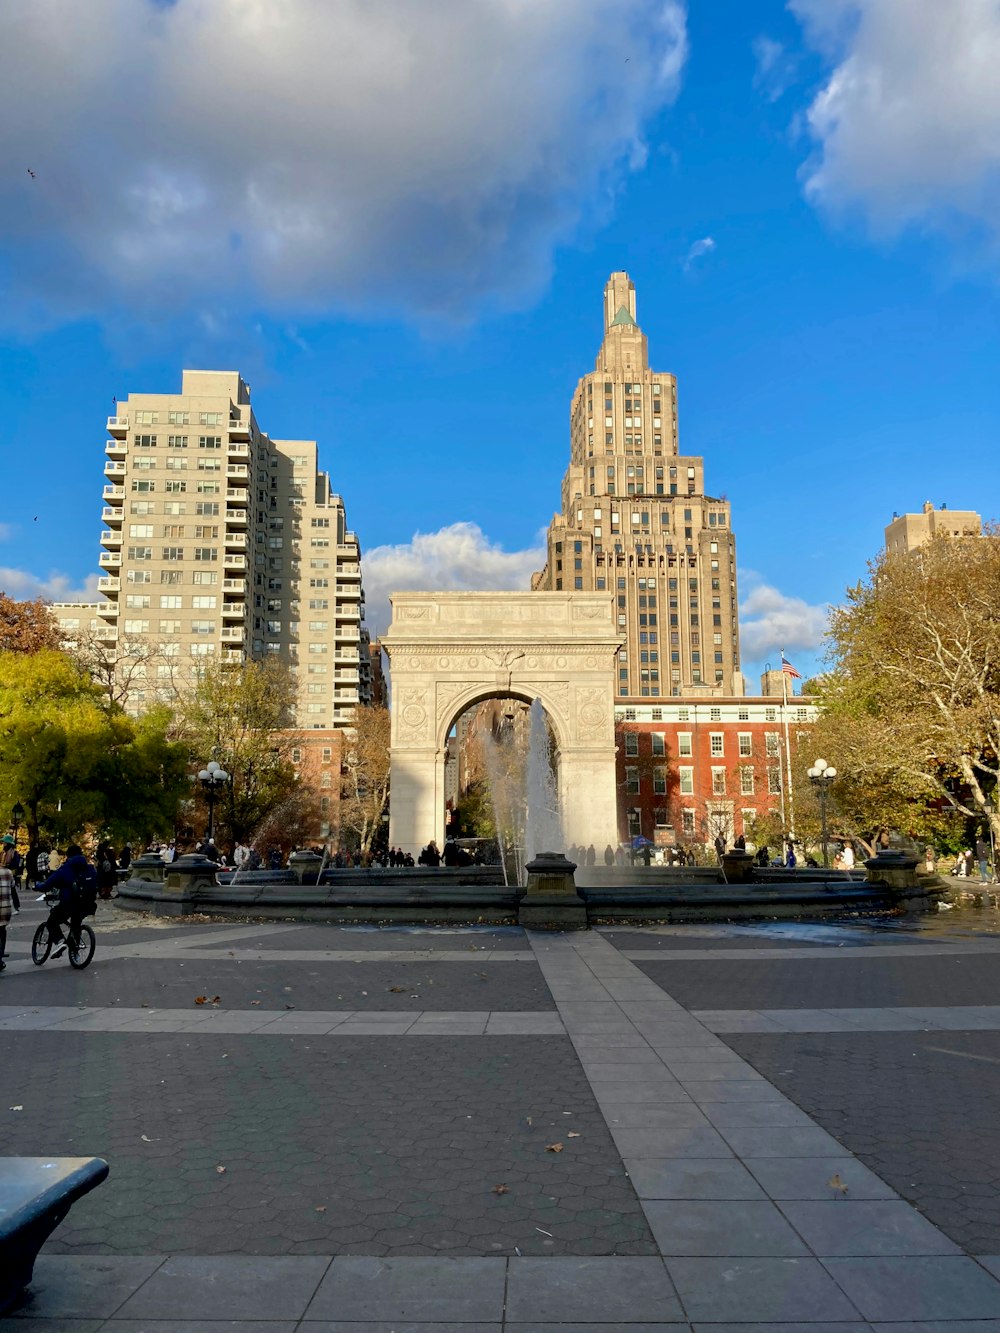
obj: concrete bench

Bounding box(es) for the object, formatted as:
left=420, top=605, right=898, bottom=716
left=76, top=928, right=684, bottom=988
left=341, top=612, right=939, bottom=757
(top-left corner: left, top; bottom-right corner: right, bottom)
left=0, top=1156, right=109, bottom=1314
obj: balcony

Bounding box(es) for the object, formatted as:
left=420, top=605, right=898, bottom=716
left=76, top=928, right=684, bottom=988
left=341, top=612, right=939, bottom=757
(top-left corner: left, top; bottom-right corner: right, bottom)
left=104, top=460, right=126, bottom=476
left=221, top=648, right=244, bottom=663
left=98, top=602, right=120, bottom=618
left=222, top=577, right=245, bottom=593
left=225, top=487, right=247, bottom=501
left=225, top=507, right=248, bottom=527
left=98, top=551, right=122, bottom=567
left=227, top=441, right=250, bottom=458
left=97, top=576, right=120, bottom=592
left=103, top=484, right=125, bottom=501
left=222, top=604, right=246, bottom=620
left=105, top=439, right=127, bottom=458
left=228, top=418, right=250, bottom=440
left=336, top=606, right=361, bottom=622
left=334, top=625, right=359, bottom=642
left=101, top=506, right=123, bottom=525
left=99, top=530, right=123, bottom=548
left=226, top=465, right=249, bottom=483
left=224, top=531, right=247, bottom=550
left=107, top=416, right=128, bottom=436
left=95, top=625, right=118, bottom=642
left=221, top=626, right=245, bottom=642
left=223, top=554, right=247, bottom=570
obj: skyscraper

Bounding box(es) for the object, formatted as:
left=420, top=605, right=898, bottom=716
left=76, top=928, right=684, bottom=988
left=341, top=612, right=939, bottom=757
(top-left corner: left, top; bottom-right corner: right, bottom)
left=532, top=273, right=742, bottom=699
left=63, top=369, right=371, bottom=726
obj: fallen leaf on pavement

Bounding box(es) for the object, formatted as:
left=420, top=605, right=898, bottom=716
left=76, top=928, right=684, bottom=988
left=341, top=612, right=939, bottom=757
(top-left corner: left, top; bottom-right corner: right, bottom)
left=828, top=1173, right=849, bottom=1196
left=567, top=1132, right=581, bottom=1138
left=492, top=1184, right=509, bottom=1195
left=315, top=1205, right=327, bottom=1212
left=194, top=996, right=208, bottom=1005
left=140, top=1134, right=158, bottom=1143
left=388, top=986, right=405, bottom=993
left=216, top=1165, right=227, bottom=1174
left=546, top=1143, right=564, bottom=1153
left=250, top=1000, right=261, bottom=1006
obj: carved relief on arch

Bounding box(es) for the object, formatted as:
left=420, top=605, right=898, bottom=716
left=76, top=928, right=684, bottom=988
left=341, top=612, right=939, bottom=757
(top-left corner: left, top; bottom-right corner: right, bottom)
left=396, top=686, right=431, bottom=744
left=574, top=684, right=611, bottom=741
left=435, top=680, right=478, bottom=732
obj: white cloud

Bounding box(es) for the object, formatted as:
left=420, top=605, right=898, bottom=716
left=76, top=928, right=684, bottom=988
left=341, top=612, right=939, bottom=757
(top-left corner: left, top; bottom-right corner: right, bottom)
left=362, top=522, right=545, bottom=636
left=682, top=235, right=716, bottom=271
left=752, top=35, right=798, bottom=102
left=738, top=577, right=830, bottom=662
left=0, top=568, right=101, bottom=604
left=0, top=0, right=687, bottom=327
left=792, top=0, right=1000, bottom=245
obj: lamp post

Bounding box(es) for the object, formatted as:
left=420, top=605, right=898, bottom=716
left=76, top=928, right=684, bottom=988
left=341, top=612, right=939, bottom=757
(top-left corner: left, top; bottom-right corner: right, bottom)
left=806, top=759, right=837, bottom=868
left=11, top=802, right=24, bottom=846
left=197, top=760, right=229, bottom=845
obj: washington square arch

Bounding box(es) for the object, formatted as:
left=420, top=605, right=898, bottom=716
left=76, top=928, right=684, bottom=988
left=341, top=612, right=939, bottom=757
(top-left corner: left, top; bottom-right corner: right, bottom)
left=382, top=592, right=622, bottom=857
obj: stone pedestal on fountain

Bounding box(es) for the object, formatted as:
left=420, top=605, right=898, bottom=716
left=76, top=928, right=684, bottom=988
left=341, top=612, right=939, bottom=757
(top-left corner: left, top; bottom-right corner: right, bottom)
left=157, top=853, right=219, bottom=915
left=721, top=849, right=755, bottom=884
left=288, top=849, right=323, bottom=885
left=518, top=852, right=588, bottom=931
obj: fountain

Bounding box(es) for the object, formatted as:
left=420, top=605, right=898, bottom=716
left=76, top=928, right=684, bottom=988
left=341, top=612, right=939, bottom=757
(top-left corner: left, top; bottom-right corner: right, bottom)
left=517, top=698, right=587, bottom=929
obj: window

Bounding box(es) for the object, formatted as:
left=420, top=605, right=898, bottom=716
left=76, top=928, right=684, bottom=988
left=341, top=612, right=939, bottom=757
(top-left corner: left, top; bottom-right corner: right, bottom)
left=192, top=596, right=216, bottom=609
left=768, top=768, right=782, bottom=794
left=195, top=502, right=219, bottom=515
left=167, top=435, right=188, bottom=448
left=123, top=619, right=149, bottom=633
left=131, top=480, right=155, bottom=493
left=194, top=548, right=217, bottom=561
left=712, top=767, right=727, bottom=796
left=159, top=570, right=181, bottom=584
left=651, top=732, right=665, bottom=756
left=291, top=747, right=301, bottom=764
left=308, top=620, right=328, bottom=632
left=127, top=545, right=152, bottom=560
left=133, top=433, right=156, bottom=449
left=199, top=412, right=223, bottom=426
left=625, top=733, right=639, bottom=757
left=159, top=595, right=182, bottom=609
left=308, top=643, right=328, bottom=654
left=192, top=571, right=218, bottom=585
left=738, top=733, right=752, bottom=757
left=128, top=523, right=153, bottom=539
left=765, top=732, right=780, bottom=757
left=626, top=766, right=640, bottom=795
left=677, top=732, right=692, bottom=757
left=161, top=546, right=183, bottom=561
left=682, top=810, right=695, bottom=835
left=124, top=594, right=150, bottom=609
left=164, top=457, right=187, bottom=471
left=679, top=766, right=694, bottom=795
left=197, top=457, right=222, bottom=471
left=710, top=733, right=724, bottom=757
left=159, top=619, right=180, bottom=634
left=765, top=707, right=777, bottom=723
left=165, top=481, right=187, bottom=494
left=653, top=767, right=667, bottom=795
left=191, top=620, right=215, bottom=635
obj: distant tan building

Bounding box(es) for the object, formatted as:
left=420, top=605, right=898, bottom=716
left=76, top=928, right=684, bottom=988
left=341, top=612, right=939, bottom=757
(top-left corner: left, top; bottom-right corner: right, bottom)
left=533, top=272, right=742, bottom=699
left=885, top=501, right=982, bottom=556
left=55, top=369, right=371, bottom=727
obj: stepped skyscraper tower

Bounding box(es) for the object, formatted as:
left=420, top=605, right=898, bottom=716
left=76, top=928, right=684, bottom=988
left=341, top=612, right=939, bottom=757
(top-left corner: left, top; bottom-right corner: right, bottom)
left=533, top=272, right=742, bottom=699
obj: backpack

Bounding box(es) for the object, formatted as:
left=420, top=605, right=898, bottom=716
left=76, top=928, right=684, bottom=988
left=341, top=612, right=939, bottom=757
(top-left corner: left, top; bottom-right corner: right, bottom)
left=71, top=866, right=99, bottom=918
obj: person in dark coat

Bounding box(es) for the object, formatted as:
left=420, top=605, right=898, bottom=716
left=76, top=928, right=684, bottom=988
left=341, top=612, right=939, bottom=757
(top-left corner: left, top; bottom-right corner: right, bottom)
left=603, top=844, right=615, bottom=866
left=95, top=842, right=118, bottom=900
left=419, top=841, right=441, bottom=867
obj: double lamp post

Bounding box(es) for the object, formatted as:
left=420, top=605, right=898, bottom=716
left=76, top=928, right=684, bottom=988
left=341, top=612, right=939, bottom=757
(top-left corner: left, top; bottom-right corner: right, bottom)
left=807, top=757, right=837, bottom=869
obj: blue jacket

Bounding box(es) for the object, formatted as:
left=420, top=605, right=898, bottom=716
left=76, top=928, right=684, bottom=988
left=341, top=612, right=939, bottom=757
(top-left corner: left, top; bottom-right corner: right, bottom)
left=38, top=854, right=96, bottom=905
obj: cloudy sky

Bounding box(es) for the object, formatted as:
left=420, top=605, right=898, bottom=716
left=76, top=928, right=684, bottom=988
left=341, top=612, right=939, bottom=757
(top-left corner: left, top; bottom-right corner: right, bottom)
left=2, top=0, right=998, bottom=684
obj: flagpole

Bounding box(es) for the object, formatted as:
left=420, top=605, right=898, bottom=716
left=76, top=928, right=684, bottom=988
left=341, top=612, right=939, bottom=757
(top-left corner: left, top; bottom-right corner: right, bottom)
left=781, top=651, right=796, bottom=839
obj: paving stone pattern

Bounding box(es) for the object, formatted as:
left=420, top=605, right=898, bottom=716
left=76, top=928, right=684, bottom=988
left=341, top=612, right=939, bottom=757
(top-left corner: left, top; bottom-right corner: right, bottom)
left=226, top=927, right=530, bottom=952
left=726, top=1027, right=1000, bottom=1256
left=636, top=951, right=1000, bottom=1010
left=1, top=957, right=554, bottom=1011
left=1, top=1031, right=653, bottom=1259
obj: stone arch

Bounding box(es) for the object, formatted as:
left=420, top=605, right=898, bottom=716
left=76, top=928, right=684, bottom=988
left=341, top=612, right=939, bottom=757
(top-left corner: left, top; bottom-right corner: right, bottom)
left=382, top=591, right=621, bottom=858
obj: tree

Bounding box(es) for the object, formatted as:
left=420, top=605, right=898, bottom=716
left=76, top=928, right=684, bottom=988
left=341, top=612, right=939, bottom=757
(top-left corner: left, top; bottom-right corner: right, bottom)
left=0, top=594, right=62, bottom=654
left=68, top=628, right=185, bottom=713
left=0, top=649, right=187, bottom=846
left=178, top=657, right=303, bottom=847
left=813, top=531, right=1000, bottom=849
left=339, top=706, right=391, bottom=860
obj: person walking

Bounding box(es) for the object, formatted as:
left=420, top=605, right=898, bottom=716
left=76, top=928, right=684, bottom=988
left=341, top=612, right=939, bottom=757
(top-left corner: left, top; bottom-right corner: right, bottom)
left=0, top=857, right=13, bottom=971
left=95, top=842, right=118, bottom=900
left=976, top=835, right=991, bottom=884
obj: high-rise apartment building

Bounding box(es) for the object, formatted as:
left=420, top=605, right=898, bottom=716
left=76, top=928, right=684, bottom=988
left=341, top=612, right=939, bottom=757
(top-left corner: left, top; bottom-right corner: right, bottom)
left=885, top=501, right=982, bottom=556
left=532, top=273, right=742, bottom=699
left=72, top=369, right=370, bottom=726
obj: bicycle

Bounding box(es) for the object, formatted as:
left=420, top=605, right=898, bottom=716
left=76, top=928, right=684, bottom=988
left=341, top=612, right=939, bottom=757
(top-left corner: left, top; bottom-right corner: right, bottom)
left=31, top=893, right=96, bottom=970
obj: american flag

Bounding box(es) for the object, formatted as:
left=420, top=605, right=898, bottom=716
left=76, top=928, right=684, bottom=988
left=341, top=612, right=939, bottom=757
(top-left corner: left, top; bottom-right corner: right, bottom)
left=781, top=653, right=802, bottom=680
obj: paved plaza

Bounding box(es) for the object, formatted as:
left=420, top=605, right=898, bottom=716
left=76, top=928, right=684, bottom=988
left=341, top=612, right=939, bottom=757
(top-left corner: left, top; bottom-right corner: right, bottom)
left=4, top=899, right=1000, bottom=1328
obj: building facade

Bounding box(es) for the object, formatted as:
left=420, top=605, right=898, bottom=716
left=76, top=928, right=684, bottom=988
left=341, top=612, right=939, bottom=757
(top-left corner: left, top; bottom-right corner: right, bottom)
left=533, top=272, right=742, bottom=700
left=885, top=501, right=982, bottom=556
left=59, top=370, right=371, bottom=727
left=614, top=695, right=818, bottom=851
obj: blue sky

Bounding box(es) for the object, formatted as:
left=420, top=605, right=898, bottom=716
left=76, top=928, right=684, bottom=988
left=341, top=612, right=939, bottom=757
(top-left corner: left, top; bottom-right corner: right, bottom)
left=2, top=0, right=998, bottom=686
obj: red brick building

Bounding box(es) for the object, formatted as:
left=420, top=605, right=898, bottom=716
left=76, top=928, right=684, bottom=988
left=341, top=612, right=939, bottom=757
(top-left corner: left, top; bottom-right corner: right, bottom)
left=614, top=695, right=818, bottom=852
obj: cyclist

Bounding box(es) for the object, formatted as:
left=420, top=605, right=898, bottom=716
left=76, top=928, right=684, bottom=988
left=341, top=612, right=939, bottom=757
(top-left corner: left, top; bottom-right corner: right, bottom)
left=37, top=844, right=98, bottom=960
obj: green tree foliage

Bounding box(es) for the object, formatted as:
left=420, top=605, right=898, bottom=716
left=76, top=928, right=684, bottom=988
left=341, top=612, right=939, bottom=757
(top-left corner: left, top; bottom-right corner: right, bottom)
left=0, top=649, right=187, bottom=845
left=0, top=594, right=62, bottom=654
left=810, top=531, right=999, bottom=849
left=178, top=657, right=304, bottom=847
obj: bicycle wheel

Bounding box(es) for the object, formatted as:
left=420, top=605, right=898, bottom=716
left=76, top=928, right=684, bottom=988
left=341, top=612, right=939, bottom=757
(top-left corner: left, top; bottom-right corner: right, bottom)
left=68, top=925, right=96, bottom=970
left=31, top=923, right=52, bottom=965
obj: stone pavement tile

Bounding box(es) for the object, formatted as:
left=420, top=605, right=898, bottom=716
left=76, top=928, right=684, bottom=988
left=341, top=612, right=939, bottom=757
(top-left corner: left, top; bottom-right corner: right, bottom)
left=331, top=1019, right=417, bottom=1034
left=610, top=1124, right=734, bottom=1159
left=718, top=1126, right=846, bottom=1158
left=304, top=1256, right=505, bottom=1321
left=587, top=1079, right=692, bottom=1104
left=700, top=1100, right=817, bottom=1129
left=573, top=1045, right=664, bottom=1066
left=869, top=1323, right=1000, bottom=1333
left=508, top=1324, right=686, bottom=1332
left=668, top=1063, right=767, bottom=1085
left=744, top=1157, right=899, bottom=1201
left=10, top=1257, right=164, bottom=1319
left=665, top=1257, right=862, bottom=1323
left=303, top=1324, right=499, bottom=1332
left=681, top=1080, right=787, bottom=1103
left=757, top=1009, right=885, bottom=1033
left=484, top=1014, right=564, bottom=1034
left=645, top=1199, right=810, bottom=1257
left=624, top=1157, right=767, bottom=1201
left=563, top=1017, right=643, bottom=1036
left=690, top=1011, right=787, bottom=1033
left=599, top=1103, right=713, bottom=1129
left=583, top=1064, right=688, bottom=1086
left=823, top=1256, right=1000, bottom=1320
left=823, top=1007, right=928, bottom=1030
left=980, top=1255, right=1000, bottom=1278
left=642, top=1037, right=731, bottom=1056
left=897, top=1007, right=1000, bottom=1029
left=504, top=1256, right=683, bottom=1323
left=693, top=1325, right=870, bottom=1333
left=112, top=1257, right=329, bottom=1321
left=107, top=1323, right=297, bottom=1331
left=3, top=1321, right=104, bottom=1331
left=781, top=1199, right=961, bottom=1256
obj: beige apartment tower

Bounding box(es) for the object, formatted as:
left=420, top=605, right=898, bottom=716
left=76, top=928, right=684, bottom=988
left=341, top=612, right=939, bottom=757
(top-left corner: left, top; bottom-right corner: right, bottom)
left=533, top=273, right=741, bottom=699
left=83, top=370, right=370, bottom=725
left=885, top=501, right=982, bottom=556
